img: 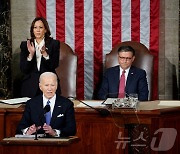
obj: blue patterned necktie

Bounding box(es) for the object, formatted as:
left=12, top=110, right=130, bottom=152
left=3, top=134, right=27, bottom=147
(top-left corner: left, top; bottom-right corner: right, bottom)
left=45, top=100, right=51, bottom=125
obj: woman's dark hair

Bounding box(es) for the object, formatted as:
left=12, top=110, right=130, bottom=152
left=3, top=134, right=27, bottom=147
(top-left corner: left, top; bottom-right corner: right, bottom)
left=30, top=17, right=51, bottom=42
left=118, top=45, right=135, bottom=56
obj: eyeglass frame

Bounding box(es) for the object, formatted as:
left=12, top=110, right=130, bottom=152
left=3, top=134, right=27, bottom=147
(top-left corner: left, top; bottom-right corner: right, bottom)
left=118, top=56, right=133, bottom=61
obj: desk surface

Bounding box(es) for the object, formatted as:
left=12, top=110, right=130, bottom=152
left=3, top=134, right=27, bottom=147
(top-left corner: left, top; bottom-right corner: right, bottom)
left=0, top=103, right=21, bottom=108
left=1, top=99, right=180, bottom=111
left=74, top=99, right=180, bottom=108
left=1, top=100, right=180, bottom=117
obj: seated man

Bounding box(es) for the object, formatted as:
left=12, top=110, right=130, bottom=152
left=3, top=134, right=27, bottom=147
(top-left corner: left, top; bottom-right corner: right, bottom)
left=16, top=72, right=76, bottom=137
left=97, top=45, right=149, bottom=101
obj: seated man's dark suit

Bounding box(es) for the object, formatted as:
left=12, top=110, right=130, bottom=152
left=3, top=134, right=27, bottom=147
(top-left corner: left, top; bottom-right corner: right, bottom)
left=16, top=94, right=76, bottom=137
left=97, top=65, right=149, bottom=101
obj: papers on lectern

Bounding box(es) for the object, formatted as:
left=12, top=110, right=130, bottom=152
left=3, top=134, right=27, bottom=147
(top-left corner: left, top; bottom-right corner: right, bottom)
left=102, top=98, right=117, bottom=105
left=15, top=134, right=44, bottom=138
left=0, top=97, right=30, bottom=105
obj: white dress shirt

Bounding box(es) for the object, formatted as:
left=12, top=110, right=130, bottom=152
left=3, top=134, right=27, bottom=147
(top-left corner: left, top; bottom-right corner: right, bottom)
left=35, top=39, right=45, bottom=70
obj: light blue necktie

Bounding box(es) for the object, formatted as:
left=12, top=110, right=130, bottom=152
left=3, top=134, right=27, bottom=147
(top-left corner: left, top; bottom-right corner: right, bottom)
left=45, top=100, right=51, bottom=125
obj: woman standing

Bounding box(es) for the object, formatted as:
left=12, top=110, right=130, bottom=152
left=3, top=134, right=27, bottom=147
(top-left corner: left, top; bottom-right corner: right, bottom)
left=20, top=17, right=60, bottom=97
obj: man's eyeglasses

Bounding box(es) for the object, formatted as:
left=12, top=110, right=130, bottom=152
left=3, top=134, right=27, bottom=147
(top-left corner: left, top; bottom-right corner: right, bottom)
left=119, top=56, right=133, bottom=61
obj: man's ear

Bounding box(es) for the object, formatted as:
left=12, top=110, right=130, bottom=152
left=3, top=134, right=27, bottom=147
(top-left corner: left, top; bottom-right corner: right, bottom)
left=132, top=56, right=135, bottom=62
left=39, top=83, right=42, bottom=91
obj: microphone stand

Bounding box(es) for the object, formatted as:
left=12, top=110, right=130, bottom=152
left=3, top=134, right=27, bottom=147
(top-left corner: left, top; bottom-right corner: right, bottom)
left=34, top=127, right=38, bottom=140
left=68, top=96, right=110, bottom=117
left=34, top=105, right=50, bottom=140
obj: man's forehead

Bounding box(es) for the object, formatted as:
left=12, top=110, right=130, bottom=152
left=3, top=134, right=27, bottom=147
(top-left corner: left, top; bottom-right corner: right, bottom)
left=118, top=51, right=133, bottom=55
left=41, top=77, right=56, bottom=83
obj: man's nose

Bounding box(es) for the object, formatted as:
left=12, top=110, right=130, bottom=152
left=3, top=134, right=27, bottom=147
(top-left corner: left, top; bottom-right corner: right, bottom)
left=47, top=86, right=52, bottom=90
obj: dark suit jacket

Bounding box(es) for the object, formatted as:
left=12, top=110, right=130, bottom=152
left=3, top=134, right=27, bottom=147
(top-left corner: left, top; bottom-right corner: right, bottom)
left=20, top=38, right=60, bottom=97
left=97, top=65, right=149, bottom=101
left=16, top=94, right=76, bottom=137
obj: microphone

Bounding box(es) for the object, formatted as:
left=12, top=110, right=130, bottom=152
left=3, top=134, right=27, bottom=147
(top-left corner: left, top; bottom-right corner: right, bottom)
left=68, top=97, right=110, bottom=117
left=38, top=104, right=50, bottom=125
left=34, top=104, right=51, bottom=140
left=43, top=104, right=50, bottom=114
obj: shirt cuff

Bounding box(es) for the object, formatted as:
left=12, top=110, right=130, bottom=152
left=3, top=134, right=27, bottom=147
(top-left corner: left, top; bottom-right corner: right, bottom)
left=54, top=129, right=61, bottom=137
left=43, top=55, right=49, bottom=60
left=27, top=56, right=32, bottom=61
left=22, top=127, right=29, bottom=135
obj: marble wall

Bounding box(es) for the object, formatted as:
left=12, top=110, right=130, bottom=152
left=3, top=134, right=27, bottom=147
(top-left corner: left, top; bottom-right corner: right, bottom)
left=10, top=0, right=36, bottom=97
left=10, top=0, right=179, bottom=99
left=159, top=0, right=179, bottom=99
left=0, top=0, right=11, bottom=98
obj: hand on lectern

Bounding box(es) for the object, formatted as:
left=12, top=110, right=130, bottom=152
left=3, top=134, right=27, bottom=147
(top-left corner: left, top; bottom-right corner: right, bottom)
left=42, top=123, right=57, bottom=136
left=26, top=124, right=41, bottom=135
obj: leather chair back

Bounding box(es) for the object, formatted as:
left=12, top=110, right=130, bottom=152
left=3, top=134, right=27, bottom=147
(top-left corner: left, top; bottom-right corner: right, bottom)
left=56, top=42, right=77, bottom=98
left=105, top=41, right=154, bottom=100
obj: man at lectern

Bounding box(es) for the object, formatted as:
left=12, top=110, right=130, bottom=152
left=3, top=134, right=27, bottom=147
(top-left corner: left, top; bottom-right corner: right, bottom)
left=16, top=72, right=76, bottom=137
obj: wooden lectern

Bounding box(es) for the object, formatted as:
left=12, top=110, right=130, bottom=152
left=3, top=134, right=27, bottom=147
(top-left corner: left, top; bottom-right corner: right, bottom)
left=1, top=136, right=80, bottom=154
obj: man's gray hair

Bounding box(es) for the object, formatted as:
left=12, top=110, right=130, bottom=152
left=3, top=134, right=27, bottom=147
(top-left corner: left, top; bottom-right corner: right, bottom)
left=39, top=72, right=58, bottom=83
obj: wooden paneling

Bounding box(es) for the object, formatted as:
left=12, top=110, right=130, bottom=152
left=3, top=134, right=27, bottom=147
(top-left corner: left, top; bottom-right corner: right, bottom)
left=0, top=109, right=5, bottom=140
left=0, top=106, right=180, bottom=154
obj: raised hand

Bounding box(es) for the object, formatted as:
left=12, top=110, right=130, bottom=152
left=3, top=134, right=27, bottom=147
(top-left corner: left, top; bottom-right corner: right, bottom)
left=27, top=40, right=35, bottom=58
left=40, top=45, right=48, bottom=57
